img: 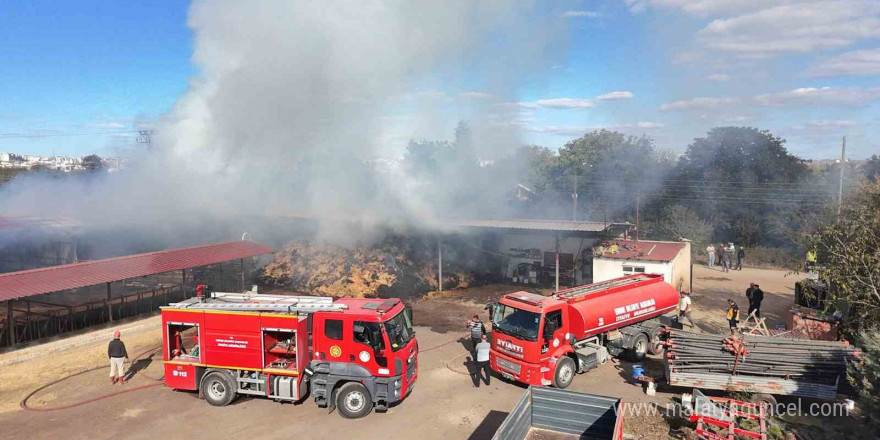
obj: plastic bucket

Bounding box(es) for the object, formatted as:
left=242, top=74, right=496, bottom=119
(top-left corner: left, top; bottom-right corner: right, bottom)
left=632, top=365, right=644, bottom=379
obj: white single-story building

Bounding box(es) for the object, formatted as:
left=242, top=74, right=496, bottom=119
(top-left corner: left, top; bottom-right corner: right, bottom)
left=592, top=239, right=692, bottom=292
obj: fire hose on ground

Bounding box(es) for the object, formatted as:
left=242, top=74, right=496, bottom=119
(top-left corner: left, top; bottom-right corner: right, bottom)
left=20, top=345, right=164, bottom=412
left=19, top=338, right=467, bottom=411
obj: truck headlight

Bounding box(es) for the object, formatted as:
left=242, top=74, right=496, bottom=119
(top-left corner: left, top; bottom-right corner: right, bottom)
left=394, top=389, right=400, bottom=397
left=394, top=380, right=400, bottom=388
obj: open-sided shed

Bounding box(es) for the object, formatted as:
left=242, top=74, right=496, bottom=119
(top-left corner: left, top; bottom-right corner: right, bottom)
left=0, top=240, right=275, bottom=348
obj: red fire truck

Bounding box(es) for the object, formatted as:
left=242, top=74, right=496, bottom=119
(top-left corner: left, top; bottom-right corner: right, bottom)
left=160, top=289, right=417, bottom=418
left=489, top=274, right=679, bottom=389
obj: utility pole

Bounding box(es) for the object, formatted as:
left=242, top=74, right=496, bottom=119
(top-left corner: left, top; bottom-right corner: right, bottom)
left=572, top=174, right=578, bottom=221
left=838, top=136, right=846, bottom=217
left=137, top=130, right=158, bottom=151
left=635, top=195, right=641, bottom=242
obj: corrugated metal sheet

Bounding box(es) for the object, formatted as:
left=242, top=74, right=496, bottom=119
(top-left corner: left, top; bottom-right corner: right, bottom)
left=531, top=387, right=620, bottom=438
left=491, top=386, right=531, bottom=440
left=595, top=239, right=686, bottom=262
left=492, top=386, right=622, bottom=440
left=0, top=241, right=275, bottom=301
left=452, top=218, right=627, bottom=233
left=668, top=371, right=838, bottom=400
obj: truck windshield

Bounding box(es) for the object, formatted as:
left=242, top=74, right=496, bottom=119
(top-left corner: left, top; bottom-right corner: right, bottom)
left=384, top=309, right=414, bottom=352
left=492, top=303, right=540, bottom=342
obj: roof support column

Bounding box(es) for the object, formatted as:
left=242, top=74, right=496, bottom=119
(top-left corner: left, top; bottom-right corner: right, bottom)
left=240, top=258, right=245, bottom=292
left=555, top=235, right=560, bottom=292
left=437, top=236, right=443, bottom=292
left=6, top=300, right=15, bottom=347
left=106, top=282, right=113, bottom=323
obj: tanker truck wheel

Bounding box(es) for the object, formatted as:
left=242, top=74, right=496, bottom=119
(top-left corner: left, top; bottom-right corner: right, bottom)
left=336, top=382, right=373, bottom=419
left=649, top=327, right=664, bottom=355
left=201, top=371, right=237, bottom=407
left=553, top=357, right=576, bottom=389
left=629, top=333, right=649, bottom=362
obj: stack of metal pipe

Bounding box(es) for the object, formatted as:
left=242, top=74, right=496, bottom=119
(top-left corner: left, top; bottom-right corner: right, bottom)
left=665, top=330, right=859, bottom=384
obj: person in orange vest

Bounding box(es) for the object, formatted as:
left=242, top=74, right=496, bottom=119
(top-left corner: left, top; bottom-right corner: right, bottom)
left=726, top=299, right=741, bottom=335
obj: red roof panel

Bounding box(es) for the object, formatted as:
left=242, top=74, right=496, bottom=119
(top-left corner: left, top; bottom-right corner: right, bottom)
left=595, top=240, right=686, bottom=262
left=0, top=241, right=275, bottom=301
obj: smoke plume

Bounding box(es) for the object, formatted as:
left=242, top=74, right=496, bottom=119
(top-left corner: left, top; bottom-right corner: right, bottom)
left=2, top=0, right=566, bottom=245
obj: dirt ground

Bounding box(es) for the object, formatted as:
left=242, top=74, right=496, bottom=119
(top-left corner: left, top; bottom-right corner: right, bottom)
left=0, top=266, right=817, bottom=440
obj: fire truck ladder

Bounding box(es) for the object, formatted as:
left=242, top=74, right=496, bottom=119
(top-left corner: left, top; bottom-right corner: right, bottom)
left=553, top=274, right=653, bottom=299
left=168, top=292, right=348, bottom=313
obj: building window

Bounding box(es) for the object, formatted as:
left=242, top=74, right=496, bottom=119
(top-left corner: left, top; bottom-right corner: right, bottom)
left=623, top=265, right=646, bottom=274
left=324, top=319, right=343, bottom=340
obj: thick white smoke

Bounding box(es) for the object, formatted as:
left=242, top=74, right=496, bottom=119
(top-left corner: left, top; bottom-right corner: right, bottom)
left=2, top=0, right=565, bottom=240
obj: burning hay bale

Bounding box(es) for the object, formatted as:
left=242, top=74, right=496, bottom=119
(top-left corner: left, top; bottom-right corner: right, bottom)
left=261, top=235, right=487, bottom=298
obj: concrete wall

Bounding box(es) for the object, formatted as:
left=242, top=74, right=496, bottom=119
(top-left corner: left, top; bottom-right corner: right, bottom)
left=670, top=241, right=692, bottom=293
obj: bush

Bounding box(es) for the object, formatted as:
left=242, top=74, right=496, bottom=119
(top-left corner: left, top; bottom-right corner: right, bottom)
left=849, top=331, right=880, bottom=435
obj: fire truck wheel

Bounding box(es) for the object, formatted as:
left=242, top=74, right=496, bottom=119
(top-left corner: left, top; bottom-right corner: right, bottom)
left=553, top=357, right=576, bottom=389
left=630, top=333, right=649, bottom=361
left=649, top=327, right=664, bottom=355
left=336, top=382, right=373, bottom=419
left=201, top=372, right=237, bottom=407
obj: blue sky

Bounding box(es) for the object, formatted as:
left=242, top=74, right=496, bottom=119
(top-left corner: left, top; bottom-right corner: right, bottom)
left=1, top=0, right=878, bottom=159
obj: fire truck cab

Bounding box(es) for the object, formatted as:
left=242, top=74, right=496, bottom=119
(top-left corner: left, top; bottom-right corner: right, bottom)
left=161, top=290, right=417, bottom=418
left=489, top=274, right=679, bottom=389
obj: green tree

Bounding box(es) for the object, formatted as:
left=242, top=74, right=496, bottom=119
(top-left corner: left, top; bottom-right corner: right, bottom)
left=555, top=130, right=672, bottom=218
left=673, top=127, right=813, bottom=247
left=81, top=154, right=103, bottom=172
left=652, top=205, right=713, bottom=248
left=849, top=331, right=880, bottom=434
left=805, top=181, right=880, bottom=330
left=863, top=155, right=880, bottom=183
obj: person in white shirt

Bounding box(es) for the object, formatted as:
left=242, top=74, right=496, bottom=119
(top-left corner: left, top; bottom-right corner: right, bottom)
left=472, top=334, right=492, bottom=387
left=678, top=291, right=695, bottom=328
left=706, top=244, right=716, bottom=267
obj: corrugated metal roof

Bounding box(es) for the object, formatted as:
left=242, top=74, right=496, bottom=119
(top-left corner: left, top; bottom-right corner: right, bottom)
left=594, top=239, right=686, bottom=262
left=451, top=218, right=627, bottom=233
left=0, top=241, right=275, bottom=301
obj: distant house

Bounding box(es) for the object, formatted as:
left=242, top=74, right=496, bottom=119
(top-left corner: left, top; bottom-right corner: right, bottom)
left=510, top=183, right=536, bottom=202
left=592, top=239, right=691, bottom=292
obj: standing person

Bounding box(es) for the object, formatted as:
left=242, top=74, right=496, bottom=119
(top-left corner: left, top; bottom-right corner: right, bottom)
left=736, top=246, right=745, bottom=271
left=108, top=330, right=128, bottom=385
left=678, top=291, right=695, bottom=328
left=472, top=334, right=492, bottom=388
left=726, top=300, right=741, bottom=335
left=466, top=315, right=486, bottom=358
left=749, top=284, right=764, bottom=318
left=720, top=245, right=731, bottom=273
left=706, top=244, right=716, bottom=268
left=745, top=283, right=756, bottom=310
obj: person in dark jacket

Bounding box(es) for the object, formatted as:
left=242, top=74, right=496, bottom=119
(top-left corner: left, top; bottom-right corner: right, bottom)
left=108, top=330, right=128, bottom=385
left=748, top=284, right=764, bottom=318
left=736, top=247, right=745, bottom=270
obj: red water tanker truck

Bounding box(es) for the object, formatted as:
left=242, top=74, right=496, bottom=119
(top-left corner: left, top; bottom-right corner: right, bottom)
left=160, top=289, right=417, bottom=418
left=489, top=274, right=679, bottom=388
